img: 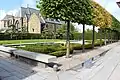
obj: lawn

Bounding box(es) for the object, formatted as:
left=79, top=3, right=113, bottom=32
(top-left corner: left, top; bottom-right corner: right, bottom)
left=0, top=39, right=64, bottom=45
left=0, top=39, right=104, bottom=45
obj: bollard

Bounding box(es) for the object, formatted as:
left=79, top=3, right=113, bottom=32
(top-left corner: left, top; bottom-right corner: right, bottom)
left=53, top=65, right=59, bottom=80
left=53, top=65, right=58, bottom=71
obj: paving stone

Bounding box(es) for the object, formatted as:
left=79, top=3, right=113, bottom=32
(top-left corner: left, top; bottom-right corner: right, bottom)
left=36, top=72, right=50, bottom=78
left=0, top=60, right=34, bottom=76
left=23, top=74, right=45, bottom=80
left=108, top=64, right=120, bottom=80
left=66, top=70, right=78, bottom=75
left=3, top=76, right=20, bottom=80
left=0, top=70, right=12, bottom=79
left=11, top=71, right=26, bottom=79
left=0, top=61, right=15, bottom=72
left=0, top=67, right=5, bottom=72
left=58, top=72, right=76, bottom=80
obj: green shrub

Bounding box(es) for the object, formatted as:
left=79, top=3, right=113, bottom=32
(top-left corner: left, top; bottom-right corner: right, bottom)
left=50, top=49, right=73, bottom=57
left=17, top=44, right=67, bottom=55
left=84, top=44, right=92, bottom=49
left=94, top=40, right=104, bottom=46
left=70, top=44, right=82, bottom=50
left=49, top=50, right=66, bottom=57
left=17, top=40, right=105, bottom=57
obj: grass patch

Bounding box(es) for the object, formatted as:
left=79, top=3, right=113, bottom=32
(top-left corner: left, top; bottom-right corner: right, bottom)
left=0, top=39, right=63, bottom=45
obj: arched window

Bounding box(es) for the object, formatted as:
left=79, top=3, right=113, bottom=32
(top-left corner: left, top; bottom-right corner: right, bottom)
left=15, top=20, right=19, bottom=30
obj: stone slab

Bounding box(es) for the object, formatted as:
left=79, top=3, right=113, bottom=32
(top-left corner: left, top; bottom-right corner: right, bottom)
left=13, top=50, right=57, bottom=63
left=0, top=46, right=16, bottom=53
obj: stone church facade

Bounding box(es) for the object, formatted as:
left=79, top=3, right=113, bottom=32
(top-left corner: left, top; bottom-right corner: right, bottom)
left=0, top=7, right=61, bottom=34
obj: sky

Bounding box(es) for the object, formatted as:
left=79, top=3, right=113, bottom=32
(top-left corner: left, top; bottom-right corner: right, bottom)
left=0, top=0, right=120, bottom=32
left=75, top=0, right=120, bottom=32
left=0, top=0, right=37, bottom=20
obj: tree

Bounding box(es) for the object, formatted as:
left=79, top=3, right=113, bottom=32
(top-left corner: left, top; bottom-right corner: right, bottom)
left=92, top=1, right=112, bottom=46
left=91, top=1, right=104, bottom=48
left=85, top=29, right=97, bottom=40
left=18, top=26, right=27, bottom=39
left=41, top=27, right=54, bottom=39
left=5, top=25, right=16, bottom=39
left=57, top=23, right=79, bottom=39
left=37, top=0, right=93, bottom=57
left=73, top=0, right=93, bottom=52
left=111, top=15, right=120, bottom=42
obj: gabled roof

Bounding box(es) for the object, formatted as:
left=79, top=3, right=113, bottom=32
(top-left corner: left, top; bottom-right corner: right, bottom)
left=3, top=7, right=62, bottom=25
left=2, top=15, right=13, bottom=21
left=15, top=7, right=45, bottom=23
left=21, top=7, right=40, bottom=17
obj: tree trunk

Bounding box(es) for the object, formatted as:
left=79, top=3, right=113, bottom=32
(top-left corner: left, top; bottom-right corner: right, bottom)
left=117, top=32, right=119, bottom=41
left=66, top=21, right=70, bottom=58
left=92, top=25, right=95, bottom=49
left=110, top=30, right=112, bottom=43
left=82, top=24, right=85, bottom=52
left=54, top=24, right=56, bottom=39
left=108, top=30, right=110, bottom=44
left=104, top=29, right=107, bottom=45
left=117, top=33, right=120, bottom=41
left=100, top=29, right=102, bottom=47
left=114, top=32, right=115, bottom=42
left=10, top=33, right=13, bottom=39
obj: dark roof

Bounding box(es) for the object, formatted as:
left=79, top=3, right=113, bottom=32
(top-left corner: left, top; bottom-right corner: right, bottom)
left=45, top=20, right=62, bottom=25
left=21, top=7, right=39, bottom=17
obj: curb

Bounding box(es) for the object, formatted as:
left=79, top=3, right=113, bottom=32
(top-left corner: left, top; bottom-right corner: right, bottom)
left=66, top=46, right=115, bottom=71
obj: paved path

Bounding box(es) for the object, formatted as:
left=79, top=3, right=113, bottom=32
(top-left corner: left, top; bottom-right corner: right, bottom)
left=58, top=42, right=120, bottom=71
left=0, top=42, right=119, bottom=80
left=0, top=52, right=54, bottom=80
left=53, top=43, right=120, bottom=80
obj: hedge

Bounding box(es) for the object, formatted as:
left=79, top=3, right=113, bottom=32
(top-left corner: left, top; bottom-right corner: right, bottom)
left=0, top=33, right=43, bottom=40
left=49, top=51, right=66, bottom=57
left=16, top=40, right=105, bottom=57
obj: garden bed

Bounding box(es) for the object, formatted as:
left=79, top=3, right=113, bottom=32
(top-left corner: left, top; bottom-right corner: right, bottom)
left=14, top=40, right=104, bottom=57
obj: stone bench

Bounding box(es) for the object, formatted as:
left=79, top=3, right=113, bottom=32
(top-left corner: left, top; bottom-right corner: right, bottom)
left=0, top=46, right=17, bottom=53
left=13, top=50, right=57, bottom=68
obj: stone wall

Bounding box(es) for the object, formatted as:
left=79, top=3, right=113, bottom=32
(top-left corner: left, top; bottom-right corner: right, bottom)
left=28, top=13, right=41, bottom=34
left=0, top=21, right=4, bottom=29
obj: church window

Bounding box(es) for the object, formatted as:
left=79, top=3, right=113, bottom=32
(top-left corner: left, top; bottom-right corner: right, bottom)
left=32, top=28, right=34, bottom=32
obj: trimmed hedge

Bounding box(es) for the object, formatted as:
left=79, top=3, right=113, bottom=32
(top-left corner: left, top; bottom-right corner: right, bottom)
left=49, top=51, right=66, bottom=57
left=16, top=40, right=105, bottom=57
left=70, top=44, right=82, bottom=50
left=0, top=33, right=43, bottom=40
left=17, top=44, right=74, bottom=57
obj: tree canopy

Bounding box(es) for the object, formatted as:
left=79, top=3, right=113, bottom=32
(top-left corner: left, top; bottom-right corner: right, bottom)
left=91, top=1, right=112, bottom=28
left=37, top=0, right=93, bottom=24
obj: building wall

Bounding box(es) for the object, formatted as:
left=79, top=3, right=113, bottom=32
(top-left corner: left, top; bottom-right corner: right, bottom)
left=0, top=21, right=4, bottom=29
left=28, top=13, right=41, bottom=34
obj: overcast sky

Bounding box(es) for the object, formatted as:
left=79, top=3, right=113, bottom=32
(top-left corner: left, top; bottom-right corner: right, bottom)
left=0, top=0, right=120, bottom=32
